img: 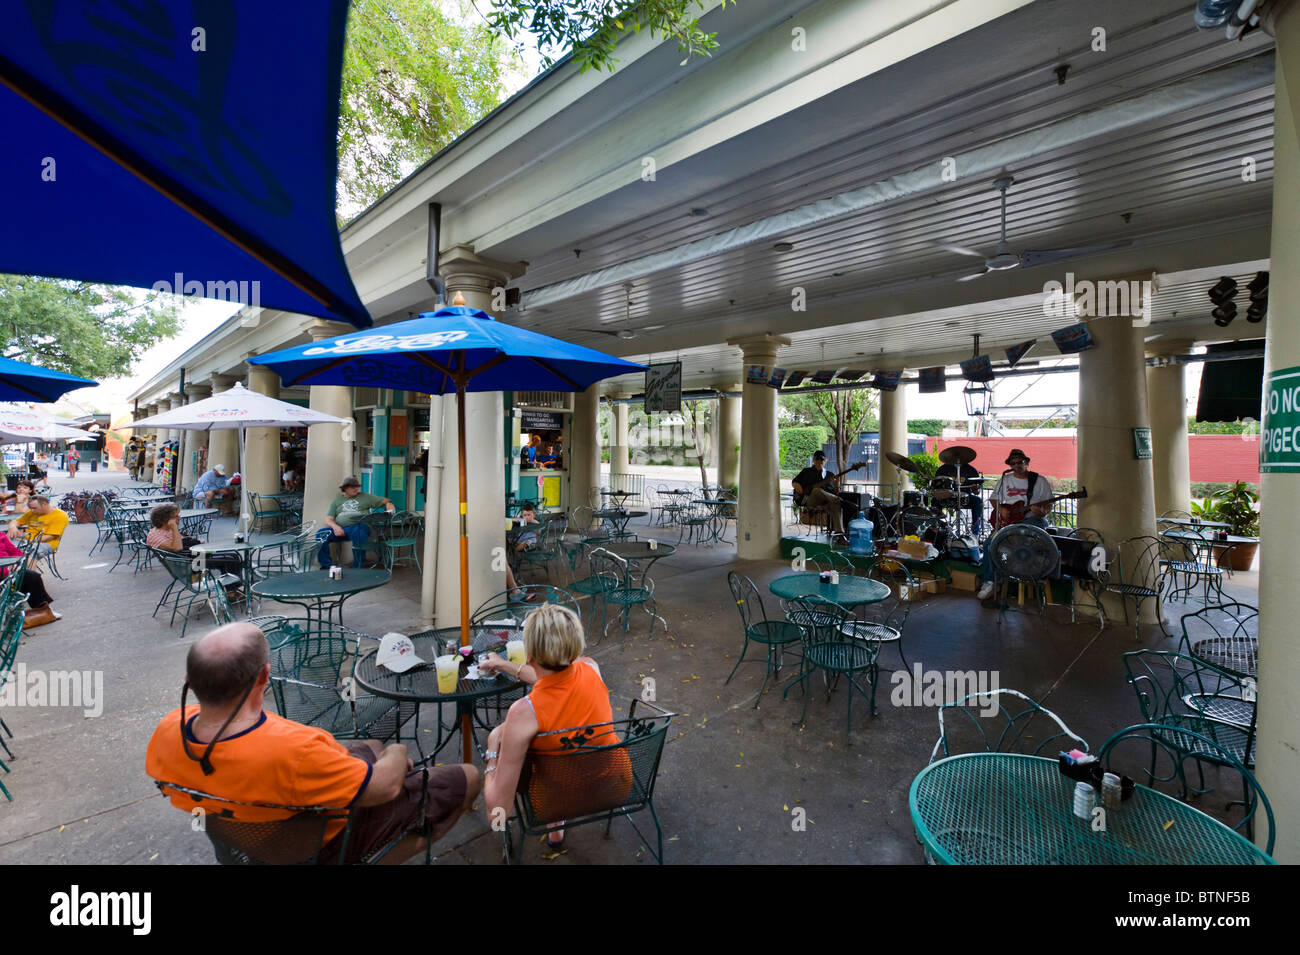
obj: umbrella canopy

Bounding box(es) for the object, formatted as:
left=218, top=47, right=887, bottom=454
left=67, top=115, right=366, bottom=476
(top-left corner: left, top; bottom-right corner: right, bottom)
left=251, top=302, right=646, bottom=762
left=0, top=407, right=90, bottom=444
left=1, top=1, right=370, bottom=328
left=0, top=356, right=96, bottom=403
left=130, top=383, right=349, bottom=432
left=247, top=306, right=645, bottom=392
left=131, top=383, right=349, bottom=530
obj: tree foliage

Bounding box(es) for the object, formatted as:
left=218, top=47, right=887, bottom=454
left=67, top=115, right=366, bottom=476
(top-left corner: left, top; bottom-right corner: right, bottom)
left=780, top=388, right=877, bottom=473
left=338, top=0, right=518, bottom=211
left=487, top=0, right=730, bottom=73
left=0, top=275, right=180, bottom=383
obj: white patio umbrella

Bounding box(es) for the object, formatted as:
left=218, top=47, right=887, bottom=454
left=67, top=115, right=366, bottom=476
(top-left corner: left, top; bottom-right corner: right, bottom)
left=0, top=408, right=92, bottom=445
left=129, top=382, right=349, bottom=532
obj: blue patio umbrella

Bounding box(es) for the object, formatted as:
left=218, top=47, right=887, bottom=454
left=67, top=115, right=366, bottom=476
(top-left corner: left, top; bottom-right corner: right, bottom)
left=0, top=1, right=370, bottom=328
left=251, top=299, right=646, bottom=760
left=0, top=355, right=96, bottom=402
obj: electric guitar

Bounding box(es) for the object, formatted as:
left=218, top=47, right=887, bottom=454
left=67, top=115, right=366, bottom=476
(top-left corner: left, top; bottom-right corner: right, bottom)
left=994, top=487, right=1087, bottom=529
left=792, top=462, right=867, bottom=505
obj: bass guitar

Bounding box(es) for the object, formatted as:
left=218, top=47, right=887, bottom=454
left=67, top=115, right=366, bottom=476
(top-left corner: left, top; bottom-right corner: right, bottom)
left=994, top=487, right=1088, bottom=529
left=793, top=461, right=867, bottom=505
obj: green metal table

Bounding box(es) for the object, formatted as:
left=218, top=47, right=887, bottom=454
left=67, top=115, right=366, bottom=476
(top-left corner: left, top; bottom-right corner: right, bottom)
left=768, top=572, right=890, bottom=607
left=909, top=753, right=1273, bottom=865
left=250, top=568, right=390, bottom=627
left=593, top=508, right=647, bottom=539
left=354, top=628, right=525, bottom=761
left=596, top=540, right=676, bottom=638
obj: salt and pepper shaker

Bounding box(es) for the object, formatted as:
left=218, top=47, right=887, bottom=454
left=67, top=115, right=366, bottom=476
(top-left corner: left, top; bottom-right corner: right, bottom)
left=1102, top=773, right=1122, bottom=811
left=1072, top=781, right=1095, bottom=820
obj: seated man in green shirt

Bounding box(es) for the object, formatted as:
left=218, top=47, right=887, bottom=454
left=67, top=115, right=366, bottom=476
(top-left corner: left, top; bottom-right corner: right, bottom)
left=315, top=475, right=396, bottom=569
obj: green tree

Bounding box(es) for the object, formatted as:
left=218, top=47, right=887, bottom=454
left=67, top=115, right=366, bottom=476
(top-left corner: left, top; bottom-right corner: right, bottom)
left=0, top=275, right=179, bottom=382
left=487, top=0, right=732, bottom=73
left=338, top=0, right=518, bottom=210
left=779, top=387, right=877, bottom=471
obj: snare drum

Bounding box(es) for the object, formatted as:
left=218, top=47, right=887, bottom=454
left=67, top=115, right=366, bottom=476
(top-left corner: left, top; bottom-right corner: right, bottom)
left=927, top=476, right=958, bottom=502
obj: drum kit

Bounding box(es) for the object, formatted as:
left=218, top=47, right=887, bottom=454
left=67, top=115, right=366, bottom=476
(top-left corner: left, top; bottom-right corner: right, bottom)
left=868, top=446, right=987, bottom=550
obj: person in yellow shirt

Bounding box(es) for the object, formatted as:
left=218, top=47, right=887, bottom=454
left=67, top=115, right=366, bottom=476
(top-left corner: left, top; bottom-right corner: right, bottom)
left=15, top=495, right=70, bottom=568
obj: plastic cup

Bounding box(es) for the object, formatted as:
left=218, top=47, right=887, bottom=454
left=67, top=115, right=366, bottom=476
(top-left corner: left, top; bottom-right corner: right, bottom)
left=434, top=655, right=459, bottom=694
left=506, top=640, right=526, bottom=667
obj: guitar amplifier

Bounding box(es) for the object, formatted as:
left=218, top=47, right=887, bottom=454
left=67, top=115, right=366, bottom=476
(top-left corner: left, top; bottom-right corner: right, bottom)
left=1049, top=531, right=1103, bottom=580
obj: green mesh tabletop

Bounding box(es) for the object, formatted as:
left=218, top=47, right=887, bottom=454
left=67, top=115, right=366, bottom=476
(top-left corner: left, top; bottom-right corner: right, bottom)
left=602, top=541, right=676, bottom=561
left=909, top=754, right=1273, bottom=865
left=190, top=533, right=294, bottom=555
left=1190, top=636, right=1259, bottom=680
left=251, top=569, right=390, bottom=601
left=354, top=629, right=525, bottom=705
left=768, top=572, right=889, bottom=607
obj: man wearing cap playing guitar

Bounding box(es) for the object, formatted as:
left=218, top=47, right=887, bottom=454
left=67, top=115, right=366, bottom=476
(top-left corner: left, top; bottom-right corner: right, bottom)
left=989, top=449, right=1054, bottom=531
left=792, top=450, right=866, bottom=539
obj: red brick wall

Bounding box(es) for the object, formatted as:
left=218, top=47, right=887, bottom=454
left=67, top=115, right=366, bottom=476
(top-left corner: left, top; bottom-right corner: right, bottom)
left=926, top=435, right=1260, bottom=484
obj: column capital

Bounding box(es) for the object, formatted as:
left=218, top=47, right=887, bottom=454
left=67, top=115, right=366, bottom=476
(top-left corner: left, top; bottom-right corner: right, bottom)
left=309, top=319, right=354, bottom=342
left=183, top=382, right=212, bottom=400
left=208, top=372, right=240, bottom=391
left=726, top=333, right=792, bottom=355
left=440, top=244, right=526, bottom=294
left=168, top=395, right=185, bottom=409
left=1145, top=337, right=1194, bottom=359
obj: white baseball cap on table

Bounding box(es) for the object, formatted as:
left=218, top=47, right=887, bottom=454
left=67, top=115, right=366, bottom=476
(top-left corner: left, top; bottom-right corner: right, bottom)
left=376, top=633, right=425, bottom=673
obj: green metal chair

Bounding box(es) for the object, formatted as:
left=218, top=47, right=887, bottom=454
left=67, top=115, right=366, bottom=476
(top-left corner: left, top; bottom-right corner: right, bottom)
left=519, top=518, right=564, bottom=584
left=151, top=549, right=238, bottom=639
left=268, top=624, right=416, bottom=742
left=381, top=511, right=421, bottom=572
left=247, top=491, right=285, bottom=534
left=0, top=602, right=23, bottom=800
left=588, top=548, right=660, bottom=648
left=1098, top=535, right=1170, bottom=639
left=152, top=776, right=436, bottom=864
left=1176, top=602, right=1258, bottom=679
left=1098, top=723, right=1273, bottom=855
left=725, top=571, right=803, bottom=708
left=783, top=594, right=880, bottom=742
left=841, top=556, right=914, bottom=670
left=929, top=688, right=1088, bottom=763
left=499, top=699, right=675, bottom=864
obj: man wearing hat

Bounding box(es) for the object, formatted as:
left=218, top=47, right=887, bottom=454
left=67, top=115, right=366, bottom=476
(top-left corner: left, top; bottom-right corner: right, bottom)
left=791, top=449, right=860, bottom=540
left=977, top=449, right=1053, bottom=600
left=193, top=463, right=235, bottom=510
left=316, top=476, right=396, bottom=569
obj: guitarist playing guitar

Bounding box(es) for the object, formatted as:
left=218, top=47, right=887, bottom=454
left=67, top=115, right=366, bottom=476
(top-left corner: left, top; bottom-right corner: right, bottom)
left=988, top=448, right=1087, bottom=530
left=792, top=450, right=867, bottom=539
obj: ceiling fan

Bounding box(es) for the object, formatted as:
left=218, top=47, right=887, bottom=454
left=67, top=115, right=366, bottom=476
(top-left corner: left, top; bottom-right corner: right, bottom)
left=936, top=176, right=1131, bottom=282
left=581, top=282, right=665, bottom=340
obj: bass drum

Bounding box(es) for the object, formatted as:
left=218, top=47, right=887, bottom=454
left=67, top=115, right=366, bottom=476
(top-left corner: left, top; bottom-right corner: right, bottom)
left=902, top=490, right=925, bottom=509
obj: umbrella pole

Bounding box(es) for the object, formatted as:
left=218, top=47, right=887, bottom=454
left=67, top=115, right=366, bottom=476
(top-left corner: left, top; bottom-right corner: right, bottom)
left=457, top=382, right=473, bottom=764
left=239, top=427, right=250, bottom=541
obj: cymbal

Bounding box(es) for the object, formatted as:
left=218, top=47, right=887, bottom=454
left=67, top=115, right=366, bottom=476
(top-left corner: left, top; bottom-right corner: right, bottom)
left=885, top=451, right=917, bottom=473
left=939, top=445, right=977, bottom=466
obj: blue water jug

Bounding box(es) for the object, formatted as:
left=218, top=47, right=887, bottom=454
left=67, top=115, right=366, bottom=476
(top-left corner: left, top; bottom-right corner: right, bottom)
left=848, top=515, right=873, bottom=555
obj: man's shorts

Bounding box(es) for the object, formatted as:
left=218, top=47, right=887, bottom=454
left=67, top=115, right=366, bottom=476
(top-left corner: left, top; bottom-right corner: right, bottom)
left=318, top=743, right=468, bottom=863
left=34, top=542, right=54, bottom=558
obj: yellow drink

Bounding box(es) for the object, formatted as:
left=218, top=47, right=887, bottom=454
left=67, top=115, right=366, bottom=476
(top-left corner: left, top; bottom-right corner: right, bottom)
left=434, top=655, right=459, bottom=694
left=506, top=640, right=526, bottom=667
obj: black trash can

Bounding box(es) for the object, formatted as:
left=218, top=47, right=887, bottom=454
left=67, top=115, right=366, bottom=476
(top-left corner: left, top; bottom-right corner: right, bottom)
left=90, top=459, right=98, bottom=472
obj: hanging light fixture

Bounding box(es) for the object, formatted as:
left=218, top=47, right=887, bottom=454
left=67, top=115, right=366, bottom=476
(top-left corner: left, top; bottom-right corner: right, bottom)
left=962, top=333, right=993, bottom=418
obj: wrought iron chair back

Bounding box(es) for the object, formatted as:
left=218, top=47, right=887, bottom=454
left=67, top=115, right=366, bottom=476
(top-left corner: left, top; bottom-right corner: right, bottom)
left=1098, top=723, right=1273, bottom=855
left=504, top=699, right=675, bottom=864
left=929, top=688, right=1088, bottom=763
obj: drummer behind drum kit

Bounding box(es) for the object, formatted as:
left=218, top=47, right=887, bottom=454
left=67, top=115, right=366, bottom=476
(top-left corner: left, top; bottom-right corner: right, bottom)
left=870, top=446, right=986, bottom=554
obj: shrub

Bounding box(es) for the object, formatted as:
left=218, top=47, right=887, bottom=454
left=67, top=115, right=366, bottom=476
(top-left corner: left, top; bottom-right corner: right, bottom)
left=779, top=426, right=829, bottom=470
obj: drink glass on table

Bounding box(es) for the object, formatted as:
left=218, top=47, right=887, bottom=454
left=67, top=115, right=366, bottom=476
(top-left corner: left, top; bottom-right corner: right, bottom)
left=434, top=654, right=459, bottom=694
left=506, top=640, right=526, bottom=667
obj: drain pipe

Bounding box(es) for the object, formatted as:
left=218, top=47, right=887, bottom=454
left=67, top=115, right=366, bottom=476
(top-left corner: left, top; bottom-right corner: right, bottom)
left=419, top=395, right=446, bottom=631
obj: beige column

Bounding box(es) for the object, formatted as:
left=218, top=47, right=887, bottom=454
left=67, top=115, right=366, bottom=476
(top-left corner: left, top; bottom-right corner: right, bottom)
left=728, top=334, right=789, bottom=558
left=418, top=395, right=446, bottom=630
left=717, top=383, right=741, bottom=490
left=245, top=363, right=282, bottom=499
left=179, top=383, right=211, bottom=491
left=1076, top=302, right=1157, bottom=620
left=569, top=384, right=601, bottom=530
left=146, top=403, right=163, bottom=482
left=879, top=383, right=908, bottom=496
left=302, top=322, right=356, bottom=549
left=206, top=374, right=240, bottom=478
left=610, top=394, right=631, bottom=476
left=1255, top=1, right=1300, bottom=863
left=1145, top=339, right=1192, bottom=518
left=432, top=246, right=524, bottom=628
left=166, top=395, right=184, bottom=487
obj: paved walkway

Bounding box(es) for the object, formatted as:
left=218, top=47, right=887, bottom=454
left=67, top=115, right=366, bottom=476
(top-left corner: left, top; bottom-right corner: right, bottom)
left=0, top=470, right=1259, bottom=864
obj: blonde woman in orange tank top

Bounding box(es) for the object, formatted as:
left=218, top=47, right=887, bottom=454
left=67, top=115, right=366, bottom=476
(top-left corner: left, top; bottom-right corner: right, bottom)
left=479, top=604, right=632, bottom=848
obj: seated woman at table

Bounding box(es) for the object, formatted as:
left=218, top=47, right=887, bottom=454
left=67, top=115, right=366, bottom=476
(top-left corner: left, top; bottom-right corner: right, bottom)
left=145, top=504, right=243, bottom=578
left=479, top=604, right=633, bottom=847
left=0, top=480, right=35, bottom=514
left=0, top=528, right=58, bottom=627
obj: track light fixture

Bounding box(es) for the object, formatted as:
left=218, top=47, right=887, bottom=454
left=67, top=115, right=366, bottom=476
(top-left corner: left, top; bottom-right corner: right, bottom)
left=1208, top=276, right=1238, bottom=327
left=1246, top=271, right=1268, bottom=323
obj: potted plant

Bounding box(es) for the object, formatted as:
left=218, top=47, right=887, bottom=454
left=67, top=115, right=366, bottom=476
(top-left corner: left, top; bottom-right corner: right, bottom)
left=1214, top=481, right=1259, bottom=571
